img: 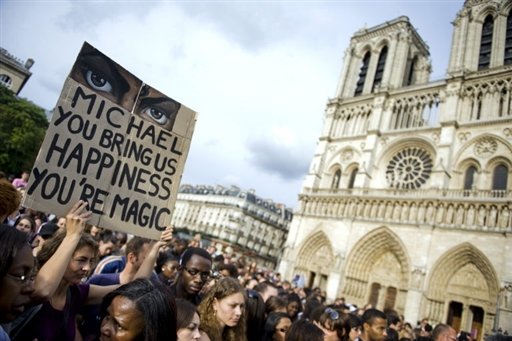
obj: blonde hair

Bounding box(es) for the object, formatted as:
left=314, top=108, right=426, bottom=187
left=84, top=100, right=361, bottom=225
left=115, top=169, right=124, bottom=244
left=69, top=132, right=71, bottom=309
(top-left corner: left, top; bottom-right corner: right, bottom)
left=198, top=277, right=247, bottom=341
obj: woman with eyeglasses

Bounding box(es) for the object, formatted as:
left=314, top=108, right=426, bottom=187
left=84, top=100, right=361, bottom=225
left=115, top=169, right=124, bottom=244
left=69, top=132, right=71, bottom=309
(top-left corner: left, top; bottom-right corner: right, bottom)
left=14, top=201, right=172, bottom=341
left=198, top=277, right=247, bottom=341
left=262, top=312, right=292, bottom=341
left=0, top=224, right=35, bottom=339
left=312, top=306, right=350, bottom=341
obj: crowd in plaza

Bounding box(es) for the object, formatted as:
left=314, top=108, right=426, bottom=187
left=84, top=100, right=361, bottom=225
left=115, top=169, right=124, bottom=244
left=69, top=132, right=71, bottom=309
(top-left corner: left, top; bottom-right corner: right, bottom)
left=1, top=172, right=472, bottom=341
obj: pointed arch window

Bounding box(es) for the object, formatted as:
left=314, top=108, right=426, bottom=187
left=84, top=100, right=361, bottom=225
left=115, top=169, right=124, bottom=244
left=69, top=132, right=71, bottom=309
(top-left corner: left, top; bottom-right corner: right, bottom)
left=372, top=46, right=388, bottom=92
left=505, top=11, right=512, bottom=65
left=478, top=15, right=493, bottom=69
left=492, top=164, right=508, bottom=191
left=331, top=169, right=341, bottom=189
left=354, top=52, right=370, bottom=96
left=464, top=166, right=477, bottom=191
left=348, top=167, right=358, bottom=189
left=403, top=55, right=417, bottom=86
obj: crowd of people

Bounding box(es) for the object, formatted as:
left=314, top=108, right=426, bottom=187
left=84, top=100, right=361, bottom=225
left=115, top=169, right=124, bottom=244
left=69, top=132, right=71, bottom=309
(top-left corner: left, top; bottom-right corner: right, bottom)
left=1, top=173, right=475, bottom=341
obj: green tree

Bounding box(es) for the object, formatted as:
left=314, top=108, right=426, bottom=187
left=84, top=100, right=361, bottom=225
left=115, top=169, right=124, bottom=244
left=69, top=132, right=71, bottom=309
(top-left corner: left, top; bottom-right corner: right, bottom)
left=0, top=85, right=49, bottom=176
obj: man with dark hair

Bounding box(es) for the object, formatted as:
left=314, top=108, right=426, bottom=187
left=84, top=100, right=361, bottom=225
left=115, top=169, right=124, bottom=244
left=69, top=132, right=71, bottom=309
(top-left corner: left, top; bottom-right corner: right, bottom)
left=432, top=324, right=457, bottom=341
left=93, top=236, right=151, bottom=274
left=170, top=247, right=212, bottom=305
left=360, top=308, right=388, bottom=341
left=254, top=280, right=278, bottom=302
left=386, top=312, right=401, bottom=341
left=218, top=262, right=238, bottom=279
left=97, top=231, right=117, bottom=259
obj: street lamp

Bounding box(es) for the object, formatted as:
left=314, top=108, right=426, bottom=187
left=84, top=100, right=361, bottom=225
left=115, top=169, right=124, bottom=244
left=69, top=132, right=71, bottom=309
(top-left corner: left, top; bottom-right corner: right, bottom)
left=493, top=283, right=512, bottom=333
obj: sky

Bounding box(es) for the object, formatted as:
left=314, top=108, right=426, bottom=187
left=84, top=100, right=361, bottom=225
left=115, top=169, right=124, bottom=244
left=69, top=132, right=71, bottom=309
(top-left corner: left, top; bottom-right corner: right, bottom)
left=0, top=0, right=463, bottom=209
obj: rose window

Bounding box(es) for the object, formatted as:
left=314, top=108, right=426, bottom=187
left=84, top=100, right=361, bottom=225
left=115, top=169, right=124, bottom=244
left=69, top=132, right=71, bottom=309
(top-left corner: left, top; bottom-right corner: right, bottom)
left=386, top=147, right=433, bottom=189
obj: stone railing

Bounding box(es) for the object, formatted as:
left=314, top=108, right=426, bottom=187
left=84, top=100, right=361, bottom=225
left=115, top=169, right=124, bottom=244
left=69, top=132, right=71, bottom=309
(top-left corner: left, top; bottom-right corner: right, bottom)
left=298, top=188, right=512, bottom=232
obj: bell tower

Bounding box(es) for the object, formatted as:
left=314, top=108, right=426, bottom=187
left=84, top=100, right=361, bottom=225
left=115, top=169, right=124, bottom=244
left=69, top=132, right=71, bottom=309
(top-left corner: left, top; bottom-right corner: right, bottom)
left=335, top=16, right=431, bottom=99
left=448, top=0, right=512, bottom=76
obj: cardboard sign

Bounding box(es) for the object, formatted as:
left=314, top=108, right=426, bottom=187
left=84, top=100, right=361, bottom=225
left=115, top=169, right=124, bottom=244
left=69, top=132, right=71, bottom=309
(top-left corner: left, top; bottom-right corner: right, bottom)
left=23, top=42, right=197, bottom=239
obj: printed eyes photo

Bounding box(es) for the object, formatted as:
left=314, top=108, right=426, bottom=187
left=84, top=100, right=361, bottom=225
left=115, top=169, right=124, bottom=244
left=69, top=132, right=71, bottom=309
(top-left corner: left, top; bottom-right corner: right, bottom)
left=135, top=84, right=181, bottom=131
left=70, top=42, right=142, bottom=112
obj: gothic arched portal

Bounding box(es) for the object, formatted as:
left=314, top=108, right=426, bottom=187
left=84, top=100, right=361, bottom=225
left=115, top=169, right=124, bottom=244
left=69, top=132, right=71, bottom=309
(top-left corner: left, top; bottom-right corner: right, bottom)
left=295, top=230, right=335, bottom=290
left=342, top=227, right=410, bottom=313
left=423, top=243, right=499, bottom=341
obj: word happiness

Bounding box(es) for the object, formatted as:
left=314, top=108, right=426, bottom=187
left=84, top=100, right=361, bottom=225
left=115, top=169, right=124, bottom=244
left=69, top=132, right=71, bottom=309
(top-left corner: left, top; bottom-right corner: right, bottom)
left=27, top=85, right=182, bottom=230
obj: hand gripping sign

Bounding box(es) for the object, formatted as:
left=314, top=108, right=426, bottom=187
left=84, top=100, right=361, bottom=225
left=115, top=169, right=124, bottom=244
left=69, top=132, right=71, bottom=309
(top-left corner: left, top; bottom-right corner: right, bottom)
left=24, top=42, right=197, bottom=239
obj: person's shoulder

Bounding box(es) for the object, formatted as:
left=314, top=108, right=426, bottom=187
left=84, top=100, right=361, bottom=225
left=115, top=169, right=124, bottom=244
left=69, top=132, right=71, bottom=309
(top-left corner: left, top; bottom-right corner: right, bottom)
left=93, top=255, right=126, bottom=274
left=87, top=272, right=120, bottom=285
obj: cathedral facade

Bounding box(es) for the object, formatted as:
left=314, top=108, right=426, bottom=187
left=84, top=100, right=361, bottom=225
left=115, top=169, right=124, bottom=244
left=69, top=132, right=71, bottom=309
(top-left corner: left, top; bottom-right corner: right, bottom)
left=278, top=0, right=512, bottom=338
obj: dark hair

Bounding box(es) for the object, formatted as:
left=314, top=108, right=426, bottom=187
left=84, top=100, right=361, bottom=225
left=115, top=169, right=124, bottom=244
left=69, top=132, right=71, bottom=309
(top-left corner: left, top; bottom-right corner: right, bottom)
left=387, top=312, right=401, bottom=326
left=0, top=224, right=30, bottom=279
left=218, top=263, right=239, bottom=278
left=362, top=308, right=387, bottom=326
left=265, top=295, right=287, bottom=315
left=156, top=250, right=179, bottom=274
left=100, top=278, right=177, bottom=341
left=303, top=296, right=323, bottom=320
left=37, top=230, right=98, bottom=268
left=313, top=306, right=350, bottom=341
left=254, top=281, right=277, bottom=295
left=285, top=319, right=324, bottom=341
left=98, top=230, right=117, bottom=245
left=175, top=298, right=198, bottom=330
left=14, top=214, right=37, bottom=233
left=125, top=236, right=151, bottom=257
left=262, top=312, right=291, bottom=341
left=286, top=293, right=303, bottom=320
left=179, top=247, right=212, bottom=267
left=246, top=290, right=266, bottom=341
left=348, top=313, right=363, bottom=329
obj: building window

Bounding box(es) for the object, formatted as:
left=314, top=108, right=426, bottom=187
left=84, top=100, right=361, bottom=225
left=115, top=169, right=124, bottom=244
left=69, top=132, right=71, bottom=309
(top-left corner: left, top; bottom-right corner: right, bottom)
left=492, top=164, right=508, bottom=192
left=505, top=12, right=512, bottom=65
left=386, top=147, right=433, bottom=189
left=403, top=55, right=417, bottom=86
left=331, top=169, right=341, bottom=189
left=464, top=166, right=477, bottom=191
left=0, top=74, right=12, bottom=88
left=354, top=52, right=370, bottom=96
left=348, top=168, right=358, bottom=189
left=478, top=15, right=493, bottom=70
left=372, top=46, right=388, bottom=92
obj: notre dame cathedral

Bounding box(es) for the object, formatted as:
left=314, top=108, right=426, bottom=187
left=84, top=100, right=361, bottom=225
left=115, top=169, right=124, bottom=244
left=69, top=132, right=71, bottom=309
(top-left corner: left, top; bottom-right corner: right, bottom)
left=278, top=0, right=512, bottom=338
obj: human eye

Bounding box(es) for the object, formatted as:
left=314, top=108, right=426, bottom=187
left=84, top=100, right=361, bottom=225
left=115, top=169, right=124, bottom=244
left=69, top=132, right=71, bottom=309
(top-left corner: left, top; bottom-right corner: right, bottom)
left=187, top=268, right=199, bottom=276
left=85, top=69, right=113, bottom=93
left=140, top=107, right=169, bottom=126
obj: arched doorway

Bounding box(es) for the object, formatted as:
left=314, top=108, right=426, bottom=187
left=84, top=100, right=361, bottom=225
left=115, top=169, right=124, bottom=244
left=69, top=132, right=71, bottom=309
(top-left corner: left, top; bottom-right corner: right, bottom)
left=424, top=243, right=498, bottom=340
left=295, top=231, right=335, bottom=292
left=343, top=227, right=410, bottom=314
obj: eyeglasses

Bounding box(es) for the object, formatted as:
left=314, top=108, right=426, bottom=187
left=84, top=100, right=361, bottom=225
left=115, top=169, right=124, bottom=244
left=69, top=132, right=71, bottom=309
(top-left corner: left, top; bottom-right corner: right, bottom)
left=183, top=267, right=211, bottom=280
left=7, top=272, right=36, bottom=285
left=325, top=307, right=340, bottom=320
